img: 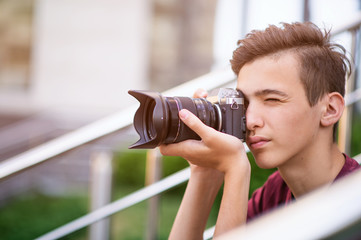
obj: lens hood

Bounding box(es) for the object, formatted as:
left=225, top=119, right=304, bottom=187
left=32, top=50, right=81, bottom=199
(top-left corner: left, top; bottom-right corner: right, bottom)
left=128, top=90, right=169, bottom=149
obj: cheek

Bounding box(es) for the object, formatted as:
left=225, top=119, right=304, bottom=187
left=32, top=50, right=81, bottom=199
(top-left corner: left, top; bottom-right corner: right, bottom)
left=272, top=107, right=320, bottom=142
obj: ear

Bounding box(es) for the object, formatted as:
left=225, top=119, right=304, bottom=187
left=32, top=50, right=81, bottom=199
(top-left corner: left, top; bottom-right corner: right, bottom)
left=320, top=92, right=345, bottom=127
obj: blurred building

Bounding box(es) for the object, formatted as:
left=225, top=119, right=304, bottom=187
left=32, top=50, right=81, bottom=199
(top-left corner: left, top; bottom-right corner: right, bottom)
left=0, top=0, right=217, bottom=120
left=0, top=0, right=217, bottom=201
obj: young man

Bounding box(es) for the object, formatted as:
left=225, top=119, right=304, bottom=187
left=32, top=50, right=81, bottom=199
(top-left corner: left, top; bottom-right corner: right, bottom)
left=159, top=22, right=360, bottom=239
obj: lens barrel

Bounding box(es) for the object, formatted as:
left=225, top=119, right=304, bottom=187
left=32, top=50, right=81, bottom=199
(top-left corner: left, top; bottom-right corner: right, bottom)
left=128, top=90, right=220, bottom=149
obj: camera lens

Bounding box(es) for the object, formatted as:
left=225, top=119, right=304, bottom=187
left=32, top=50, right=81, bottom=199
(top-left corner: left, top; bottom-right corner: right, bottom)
left=164, top=97, right=204, bottom=143
left=128, top=90, right=221, bottom=149
left=145, top=100, right=156, bottom=139
left=164, top=97, right=220, bottom=143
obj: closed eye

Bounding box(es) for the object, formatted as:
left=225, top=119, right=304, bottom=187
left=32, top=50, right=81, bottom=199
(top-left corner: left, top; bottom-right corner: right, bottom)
left=265, top=98, right=281, bottom=102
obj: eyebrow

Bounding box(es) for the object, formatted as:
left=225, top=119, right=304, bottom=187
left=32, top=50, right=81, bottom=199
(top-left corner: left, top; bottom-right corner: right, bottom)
left=236, top=88, right=289, bottom=99
left=254, top=89, right=289, bottom=98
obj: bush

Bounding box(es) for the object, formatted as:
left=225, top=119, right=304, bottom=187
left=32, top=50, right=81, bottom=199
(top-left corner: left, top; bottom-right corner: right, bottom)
left=0, top=193, right=88, bottom=240
left=112, top=149, right=189, bottom=195
left=351, top=112, right=361, bottom=157
left=113, top=150, right=147, bottom=187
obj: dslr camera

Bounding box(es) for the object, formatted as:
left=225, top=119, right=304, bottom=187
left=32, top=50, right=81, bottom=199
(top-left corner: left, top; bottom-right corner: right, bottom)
left=128, top=88, right=246, bottom=149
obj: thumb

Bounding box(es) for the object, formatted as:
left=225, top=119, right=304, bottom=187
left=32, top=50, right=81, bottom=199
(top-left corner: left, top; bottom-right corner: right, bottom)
left=179, top=109, right=216, bottom=139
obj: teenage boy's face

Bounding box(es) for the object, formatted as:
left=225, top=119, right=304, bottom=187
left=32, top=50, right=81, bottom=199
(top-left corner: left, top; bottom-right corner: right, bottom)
left=237, top=53, right=323, bottom=169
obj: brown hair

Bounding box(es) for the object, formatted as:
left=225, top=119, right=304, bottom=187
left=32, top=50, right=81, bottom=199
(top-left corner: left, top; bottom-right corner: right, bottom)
left=230, top=22, right=351, bottom=106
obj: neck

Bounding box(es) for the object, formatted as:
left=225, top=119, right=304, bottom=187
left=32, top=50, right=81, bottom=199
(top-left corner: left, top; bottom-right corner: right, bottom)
left=278, top=142, right=345, bottom=199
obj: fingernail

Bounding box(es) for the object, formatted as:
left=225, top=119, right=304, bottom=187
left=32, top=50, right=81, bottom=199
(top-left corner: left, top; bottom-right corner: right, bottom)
left=179, top=109, right=188, bottom=120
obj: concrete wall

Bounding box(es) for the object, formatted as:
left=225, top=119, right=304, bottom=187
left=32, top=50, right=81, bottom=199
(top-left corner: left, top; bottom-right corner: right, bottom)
left=30, top=0, right=151, bottom=119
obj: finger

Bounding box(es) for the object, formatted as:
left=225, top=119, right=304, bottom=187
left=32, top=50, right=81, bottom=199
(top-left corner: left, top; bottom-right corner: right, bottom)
left=159, top=140, right=203, bottom=158
left=179, top=109, right=216, bottom=140
left=193, top=88, right=208, bottom=98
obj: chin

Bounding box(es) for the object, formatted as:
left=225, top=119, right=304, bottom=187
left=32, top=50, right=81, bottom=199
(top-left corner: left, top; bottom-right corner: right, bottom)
left=253, top=152, right=279, bottom=169
left=255, top=161, right=277, bottom=169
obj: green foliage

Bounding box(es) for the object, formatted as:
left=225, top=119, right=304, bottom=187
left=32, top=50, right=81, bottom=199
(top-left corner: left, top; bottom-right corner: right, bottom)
left=0, top=193, right=88, bottom=240
left=110, top=200, right=147, bottom=240
left=113, top=150, right=147, bottom=187
left=110, top=192, right=186, bottom=240
left=112, top=149, right=189, bottom=195
left=351, top=112, right=361, bottom=157
left=161, top=155, right=189, bottom=196
left=248, top=152, right=276, bottom=197
left=162, top=155, right=189, bottom=177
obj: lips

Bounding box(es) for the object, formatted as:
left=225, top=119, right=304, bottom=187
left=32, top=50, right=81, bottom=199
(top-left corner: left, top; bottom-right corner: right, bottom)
left=247, top=136, right=270, bottom=149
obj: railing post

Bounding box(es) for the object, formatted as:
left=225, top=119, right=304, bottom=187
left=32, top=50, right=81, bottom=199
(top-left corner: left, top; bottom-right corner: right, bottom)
left=89, top=151, right=113, bottom=240
left=338, top=29, right=358, bottom=154
left=145, top=148, right=162, bottom=240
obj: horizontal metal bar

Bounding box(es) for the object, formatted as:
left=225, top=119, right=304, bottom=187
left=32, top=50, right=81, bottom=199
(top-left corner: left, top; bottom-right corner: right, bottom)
left=330, top=12, right=361, bottom=35
left=161, top=67, right=235, bottom=97
left=354, top=153, right=361, bottom=164
left=35, top=167, right=191, bottom=240
left=0, top=105, right=136, bottom=179
left=345, top=87, right=361, bottom=106
left=0, top=67, right=235, bottom=179
left=203, top=226, right=215, bottom=240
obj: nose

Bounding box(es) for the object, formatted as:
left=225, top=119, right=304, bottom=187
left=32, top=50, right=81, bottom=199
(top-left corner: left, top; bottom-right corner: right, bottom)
left=246, top=103, right=264, bottom=131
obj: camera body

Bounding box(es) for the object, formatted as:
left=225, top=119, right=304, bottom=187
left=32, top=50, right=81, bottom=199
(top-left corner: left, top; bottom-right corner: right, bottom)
left=128, top=88, right=246, bottom=149
left=206, top=88, right=246, bottom=140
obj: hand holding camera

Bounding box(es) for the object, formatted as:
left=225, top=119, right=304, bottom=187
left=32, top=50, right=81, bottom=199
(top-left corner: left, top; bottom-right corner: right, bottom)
left=128, top=88, right=246, bottom=149
left=128, top=88, right=249, bottom=173
left=159, top=107, right=249, bottom=173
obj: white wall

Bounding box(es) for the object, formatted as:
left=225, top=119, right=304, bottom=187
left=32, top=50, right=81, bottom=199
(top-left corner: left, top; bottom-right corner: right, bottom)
left=30, top=0, right=151, bottom=119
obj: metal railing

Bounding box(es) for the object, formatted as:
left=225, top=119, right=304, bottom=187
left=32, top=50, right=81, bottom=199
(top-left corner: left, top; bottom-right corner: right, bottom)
left=36, top=168, right=191, bottom=240
left=1, top=14, right=361, bottom=240
left=0, top=67, right=235, bottom=179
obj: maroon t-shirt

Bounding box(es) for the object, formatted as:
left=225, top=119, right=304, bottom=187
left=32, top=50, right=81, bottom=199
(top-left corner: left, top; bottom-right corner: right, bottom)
left=247, top=154, right=360, bottom=221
